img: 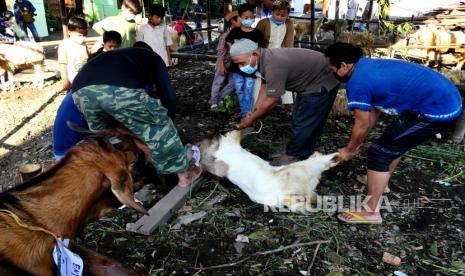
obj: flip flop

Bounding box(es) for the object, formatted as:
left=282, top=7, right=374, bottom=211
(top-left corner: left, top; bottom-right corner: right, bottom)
left=337, top=211, right=383, bottom=224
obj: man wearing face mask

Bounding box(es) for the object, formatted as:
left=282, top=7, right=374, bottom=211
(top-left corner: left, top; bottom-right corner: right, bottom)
left=325, top=42, right=462, bottom=224
left=226, top=3, right=265, bottom=118
left=93, top=0, right=141, bottom=48
left=233, top=39, right=340, bottom=165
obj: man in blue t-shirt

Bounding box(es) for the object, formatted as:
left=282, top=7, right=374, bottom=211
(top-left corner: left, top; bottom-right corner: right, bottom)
left=324, top=42, right=462, bottom=224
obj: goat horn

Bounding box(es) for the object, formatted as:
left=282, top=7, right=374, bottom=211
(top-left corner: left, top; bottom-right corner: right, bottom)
left=111, top=188, right=149, bottom=215
left=66, top=120, right=97, bottom=135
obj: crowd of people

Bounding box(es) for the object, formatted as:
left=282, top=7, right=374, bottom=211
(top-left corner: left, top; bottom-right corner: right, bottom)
left=50, top=0, right=463, bottom=224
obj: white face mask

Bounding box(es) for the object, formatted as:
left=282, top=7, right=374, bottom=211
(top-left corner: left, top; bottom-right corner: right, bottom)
left=70, top=35, right=85, bottom=44
left=122, top=9, right=135, bottom=21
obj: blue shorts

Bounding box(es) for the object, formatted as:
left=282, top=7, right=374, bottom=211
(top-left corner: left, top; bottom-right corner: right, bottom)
left=195, top=19, right=202, bottom=29
left=367, top=113, right=452, bottom=172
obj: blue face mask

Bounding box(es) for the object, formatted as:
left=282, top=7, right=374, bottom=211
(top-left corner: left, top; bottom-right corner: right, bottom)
left=270, top=17, right=285, bottom=25
left=242, top=18, right=254, bottom=28
left=240, top=55, right=258, bottom=74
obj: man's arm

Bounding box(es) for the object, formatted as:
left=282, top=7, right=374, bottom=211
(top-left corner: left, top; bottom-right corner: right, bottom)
left=152, top=55, right=176, bottom=119
left=92, top=20, right=106, bottom=35
left=238, top=84, right=279, bottom=128
left=58, top=46, right=71, bottom=91
left=28, top=1, right=36, bottom=13
left=339, top=108, right=378, bottom=160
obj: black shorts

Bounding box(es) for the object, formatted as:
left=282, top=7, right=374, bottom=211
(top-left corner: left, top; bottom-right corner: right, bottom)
left=367, top=113, right=452, bottom=172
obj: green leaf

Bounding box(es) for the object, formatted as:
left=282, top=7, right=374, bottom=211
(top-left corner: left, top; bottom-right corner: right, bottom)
left=327, top=250, right=345, bottom=265
left=429, top=241, right=438, bottom=256
left=248, top=229, right=271, bottom=241
left=451, top=260, right=465, bottom=269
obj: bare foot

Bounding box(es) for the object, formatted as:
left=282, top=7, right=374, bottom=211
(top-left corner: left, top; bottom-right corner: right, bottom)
left=177, top=166, right=202, bottom=188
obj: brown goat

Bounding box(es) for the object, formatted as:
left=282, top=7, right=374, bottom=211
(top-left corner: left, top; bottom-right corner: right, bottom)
left=0, top=130, right=148, bottom=276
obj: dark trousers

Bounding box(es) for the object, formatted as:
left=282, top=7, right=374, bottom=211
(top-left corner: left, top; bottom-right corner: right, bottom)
left=286, top=85, right=340, bottom=160
left=367, top=113, right=452, bottom=172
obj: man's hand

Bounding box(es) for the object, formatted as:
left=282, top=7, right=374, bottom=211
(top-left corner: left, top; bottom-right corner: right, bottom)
left=237, top=114, right=255, bottom=129
left=218, top=63, right=225, bottom=75
left=62, top=80, right=71, bottom=91
left=338, top=147, right=357, bottom=161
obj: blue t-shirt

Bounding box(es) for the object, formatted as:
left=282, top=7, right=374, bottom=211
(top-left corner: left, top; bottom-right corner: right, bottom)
left=52, top=92, right=88, bottom=157
left=347, top=58, right=463, bottom=122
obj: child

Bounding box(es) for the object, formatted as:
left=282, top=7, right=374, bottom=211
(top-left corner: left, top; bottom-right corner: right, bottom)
left=0, top=11, right=16, bottom=43
left=58, top=16, right=89, bottom=91
left=136, top=4, right=173, bottom=67
left=92, top=0, right=141, bottom=48
left=256, top=0, right=294, bottom=109
left=256, top=0, right=293, bottom=49
left=226, top=3, right=265, bottom=117
left=174, top=17, right=195, bottom=45
left=210, top=11, right=241, bottom=110
left=88, top=31, right=122, bottom=60
left=191, top=0, right=206, bottom=42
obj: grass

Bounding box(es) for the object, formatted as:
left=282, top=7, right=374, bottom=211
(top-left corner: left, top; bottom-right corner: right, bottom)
left=406, top=142, right=465, bottom=183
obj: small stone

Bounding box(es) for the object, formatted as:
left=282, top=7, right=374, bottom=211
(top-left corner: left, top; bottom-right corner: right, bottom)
left=382, top=252, right=401, bottom=266
left=235, top=234, right=249, bottom=243
left=233, top=242, right=246, bottom=255
left=234, top=227, right=245, bottom=234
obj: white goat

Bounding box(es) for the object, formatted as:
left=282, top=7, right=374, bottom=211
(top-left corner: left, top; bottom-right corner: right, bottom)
left=0, top=41, right=45, bottom=93
left=199, top=131, right=340, bottom=213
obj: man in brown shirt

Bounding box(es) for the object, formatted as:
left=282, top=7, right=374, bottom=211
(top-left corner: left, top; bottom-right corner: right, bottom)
left=232, top=39, right=339, bottom=163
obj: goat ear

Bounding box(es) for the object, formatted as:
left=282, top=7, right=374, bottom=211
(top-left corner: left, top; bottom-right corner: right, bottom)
left=109, top=173, right=148, bottom=215
left=133, top=138, right=153, bottom=164
left=227, top=130, right=241, bottom=143
left=327, top=153, right=343, bottom=169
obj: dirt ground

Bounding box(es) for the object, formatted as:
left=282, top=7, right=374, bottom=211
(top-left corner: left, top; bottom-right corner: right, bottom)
left=1, top=59, right=464, bottom=275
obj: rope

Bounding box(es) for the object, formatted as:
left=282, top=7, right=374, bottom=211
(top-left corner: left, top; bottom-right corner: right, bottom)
left=0, top=208, right=59, bottom=241
left=242, top=120, right=263, bottom=137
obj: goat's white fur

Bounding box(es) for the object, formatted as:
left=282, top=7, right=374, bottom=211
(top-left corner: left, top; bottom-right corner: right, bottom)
left=0, top=41, right=45, bottom=93
left=200, top=131, right=339, bottom=213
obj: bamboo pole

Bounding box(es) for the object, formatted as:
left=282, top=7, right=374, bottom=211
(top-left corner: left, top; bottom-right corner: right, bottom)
left=171, top=52, right=217, bottom=60
left=206, top=0, right=212, bottom=45
left=59, top=0, right=68, bottom=38
left=310, top=0, right=315, bottom=47
left=392, top=44, right=465, bottom=49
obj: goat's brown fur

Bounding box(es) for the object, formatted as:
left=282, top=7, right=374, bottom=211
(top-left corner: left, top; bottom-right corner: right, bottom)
left=0, top=130, right=147, bottom=276
left=198, top=135, right=230, bottom=178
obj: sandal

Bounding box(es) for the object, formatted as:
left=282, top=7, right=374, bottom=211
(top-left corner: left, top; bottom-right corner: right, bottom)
left=337, top=211, right=383, bottom=224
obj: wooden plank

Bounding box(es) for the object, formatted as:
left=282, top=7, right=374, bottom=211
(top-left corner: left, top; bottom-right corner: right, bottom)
left=126, top=178, right=207, bottom=235
left=171, top=52, right=218, bottom=61
left=38, top=37, right=99, bottom=47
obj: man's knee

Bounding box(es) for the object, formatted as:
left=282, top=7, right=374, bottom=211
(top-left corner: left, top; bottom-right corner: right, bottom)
left=366, top=144, right=401, bottom=172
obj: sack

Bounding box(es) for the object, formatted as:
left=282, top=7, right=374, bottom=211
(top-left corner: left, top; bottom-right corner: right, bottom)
left=21, top=11, right=34, bottom=24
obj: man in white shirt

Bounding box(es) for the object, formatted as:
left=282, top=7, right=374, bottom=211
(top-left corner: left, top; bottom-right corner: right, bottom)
left=136, top=4, right=173, bottom=66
